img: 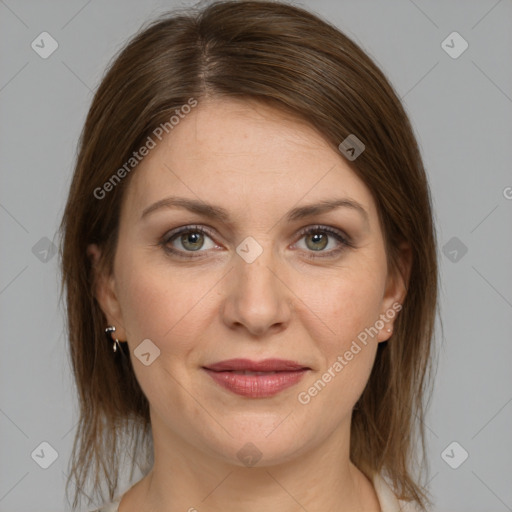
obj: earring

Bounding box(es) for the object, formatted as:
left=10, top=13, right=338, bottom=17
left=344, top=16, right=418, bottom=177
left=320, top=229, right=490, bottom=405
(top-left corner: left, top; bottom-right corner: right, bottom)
left=386, top=328, right=392, bottom=333
left=105, top=325, right=122, bottom=353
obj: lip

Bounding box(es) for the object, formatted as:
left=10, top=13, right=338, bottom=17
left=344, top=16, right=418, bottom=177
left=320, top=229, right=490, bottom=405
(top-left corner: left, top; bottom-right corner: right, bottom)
left=203, top=358, right=310, bottom=398
left=204, top=358, right=308, bottom=372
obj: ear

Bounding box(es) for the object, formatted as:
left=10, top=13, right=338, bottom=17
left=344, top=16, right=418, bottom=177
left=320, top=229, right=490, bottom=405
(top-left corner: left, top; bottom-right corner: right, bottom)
left=376, top=241, right=412, bottom=343
left=87, top=243, right=127, bottom=341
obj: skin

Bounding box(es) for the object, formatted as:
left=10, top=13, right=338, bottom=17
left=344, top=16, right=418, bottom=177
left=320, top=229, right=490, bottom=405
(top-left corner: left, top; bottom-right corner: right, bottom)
left=88, top=98, right=411, bottom=512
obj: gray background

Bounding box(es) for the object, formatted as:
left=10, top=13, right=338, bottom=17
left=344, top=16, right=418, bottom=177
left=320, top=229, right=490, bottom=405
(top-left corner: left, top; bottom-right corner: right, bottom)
left=1, top=0, right=511, bottom=511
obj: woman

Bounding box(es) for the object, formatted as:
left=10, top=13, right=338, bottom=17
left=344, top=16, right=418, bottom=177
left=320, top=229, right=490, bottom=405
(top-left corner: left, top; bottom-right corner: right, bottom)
left=59, top=1, right=438, bottom=511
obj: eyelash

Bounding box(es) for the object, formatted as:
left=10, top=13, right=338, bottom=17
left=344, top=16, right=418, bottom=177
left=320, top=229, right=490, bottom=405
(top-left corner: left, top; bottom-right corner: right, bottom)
left=158, top=224, right=353, bottom=260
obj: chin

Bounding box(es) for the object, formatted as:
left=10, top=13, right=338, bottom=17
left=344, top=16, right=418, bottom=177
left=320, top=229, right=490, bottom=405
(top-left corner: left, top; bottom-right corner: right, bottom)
left=198, top=423, right=313, bottom=469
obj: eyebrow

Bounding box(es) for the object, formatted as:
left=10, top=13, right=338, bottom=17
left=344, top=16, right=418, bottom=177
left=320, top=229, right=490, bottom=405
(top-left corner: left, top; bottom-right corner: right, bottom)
left=140, top=196, right=369, bottom=225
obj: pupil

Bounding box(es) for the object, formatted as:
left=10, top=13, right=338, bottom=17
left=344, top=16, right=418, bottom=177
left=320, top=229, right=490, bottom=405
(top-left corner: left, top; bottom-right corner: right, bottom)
left=308, top=232, right=327, bottom=251
left=182, top=232, right=203, bottom=251
left=179, top=231, right=329, bottom=252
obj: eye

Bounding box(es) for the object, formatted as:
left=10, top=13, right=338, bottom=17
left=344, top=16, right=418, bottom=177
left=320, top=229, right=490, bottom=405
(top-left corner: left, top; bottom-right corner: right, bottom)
left=160, top=225, right=219, bottom=258
left=293, top=225, right=352, bottom=258
left=159, top=224, right=353, bottom=260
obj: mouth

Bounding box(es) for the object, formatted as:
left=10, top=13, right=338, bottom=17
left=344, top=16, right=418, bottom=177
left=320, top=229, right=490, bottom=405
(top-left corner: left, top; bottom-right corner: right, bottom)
left=202, top=358, right=310, bottom=398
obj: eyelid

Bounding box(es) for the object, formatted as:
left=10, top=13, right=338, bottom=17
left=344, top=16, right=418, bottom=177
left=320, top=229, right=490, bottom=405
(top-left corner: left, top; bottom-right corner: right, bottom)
left=159, top=223, right=353, bottom=258
left=294, top=224, right=352, bottom=245
left=291, top=224, right=353, bottom=259
left=160, top=224, right=220, bottom=252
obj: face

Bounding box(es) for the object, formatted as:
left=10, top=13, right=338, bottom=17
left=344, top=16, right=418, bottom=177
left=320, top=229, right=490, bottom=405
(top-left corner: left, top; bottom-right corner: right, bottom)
left=88, top=98, right=409, bottom=467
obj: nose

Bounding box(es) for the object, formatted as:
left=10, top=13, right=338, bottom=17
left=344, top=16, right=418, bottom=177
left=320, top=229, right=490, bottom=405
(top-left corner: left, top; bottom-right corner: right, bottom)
left=221, top=242, right=292, bottom=338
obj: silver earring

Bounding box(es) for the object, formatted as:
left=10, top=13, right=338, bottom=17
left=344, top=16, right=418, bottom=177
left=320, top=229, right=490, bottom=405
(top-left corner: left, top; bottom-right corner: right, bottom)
left=386, top=328, right=392, bottom=333
left=105, top=325, right=122, bottom=353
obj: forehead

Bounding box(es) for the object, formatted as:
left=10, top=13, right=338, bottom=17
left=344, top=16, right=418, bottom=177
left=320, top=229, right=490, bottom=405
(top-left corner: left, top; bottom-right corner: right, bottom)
left=121, top=98, right=377, bottom=225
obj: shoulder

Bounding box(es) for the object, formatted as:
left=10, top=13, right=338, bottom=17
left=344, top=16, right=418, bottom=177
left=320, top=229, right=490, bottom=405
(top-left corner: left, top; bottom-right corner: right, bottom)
left=91, top=474, right=422, bottom=512
left=89, top=497, right=122, bottom=512
left=371, top=472, right=424, bottom=512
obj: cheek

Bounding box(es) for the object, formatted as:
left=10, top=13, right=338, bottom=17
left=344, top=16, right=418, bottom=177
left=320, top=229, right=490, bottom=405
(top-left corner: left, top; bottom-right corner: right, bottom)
left=115, top=252, right=217, bottom=351
left=295, top=264, right=386, bottom=347
left=292, top=262, right=386, bottom=408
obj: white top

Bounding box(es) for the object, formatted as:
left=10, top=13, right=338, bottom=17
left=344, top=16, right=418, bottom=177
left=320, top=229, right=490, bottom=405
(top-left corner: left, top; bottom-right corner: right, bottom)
left=92, top=472, right=422, bottom=511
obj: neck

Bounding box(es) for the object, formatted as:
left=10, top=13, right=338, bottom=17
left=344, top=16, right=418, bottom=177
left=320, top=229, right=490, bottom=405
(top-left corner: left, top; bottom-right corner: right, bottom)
left=121, top=414, right=380, bottom=512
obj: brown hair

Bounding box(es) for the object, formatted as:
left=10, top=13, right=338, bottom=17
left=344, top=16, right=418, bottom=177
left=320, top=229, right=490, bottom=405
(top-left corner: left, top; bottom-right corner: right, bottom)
left=59, top=1, right=438, bottom=509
